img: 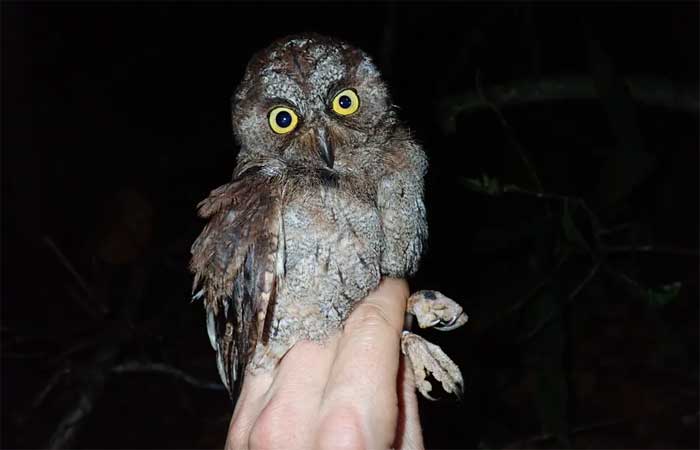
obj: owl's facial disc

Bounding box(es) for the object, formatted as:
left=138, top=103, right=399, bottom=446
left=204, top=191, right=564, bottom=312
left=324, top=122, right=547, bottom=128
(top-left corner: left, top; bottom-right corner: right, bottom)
left=232, top=35, right=396, bottom=172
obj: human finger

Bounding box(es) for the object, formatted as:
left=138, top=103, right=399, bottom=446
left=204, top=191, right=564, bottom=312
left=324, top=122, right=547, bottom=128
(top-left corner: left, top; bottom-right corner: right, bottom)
left=393, top=355, right=425, bottom=450
left=318, top=278, right=409, bottom=446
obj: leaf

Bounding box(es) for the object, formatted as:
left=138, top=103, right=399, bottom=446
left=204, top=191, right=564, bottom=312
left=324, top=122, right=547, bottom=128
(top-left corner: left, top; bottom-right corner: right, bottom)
left=460, top=174, right=503, bottom=196
left=646, top=282, right=682, bottom=308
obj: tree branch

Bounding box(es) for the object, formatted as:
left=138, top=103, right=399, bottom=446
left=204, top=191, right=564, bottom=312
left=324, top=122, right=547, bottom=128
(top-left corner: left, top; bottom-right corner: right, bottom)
left=520, top=260, right=602, bottom=342
left=438, top=76, right=699, bottom=133
left=475, top=69, right=544, bottom=193
left=604, top=244, right=699, bottom=258
left=43, top=235, right=106, bottom=318
left=503, top=417, right=630, bottom=448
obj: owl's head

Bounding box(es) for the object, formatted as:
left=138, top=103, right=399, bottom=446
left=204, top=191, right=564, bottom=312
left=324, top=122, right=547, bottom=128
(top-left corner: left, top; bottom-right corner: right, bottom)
left=231, top=34, right=398, bottom=177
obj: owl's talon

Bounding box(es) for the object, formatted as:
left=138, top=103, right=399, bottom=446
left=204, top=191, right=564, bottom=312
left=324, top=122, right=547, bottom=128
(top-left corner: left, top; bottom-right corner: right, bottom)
left=408, top=290, right=469, bottom=331
left=401, top=331, right=464, bottom=399
left=434, top=312, right=469, bottom=331
left=423, top=318, right=440, bottom=329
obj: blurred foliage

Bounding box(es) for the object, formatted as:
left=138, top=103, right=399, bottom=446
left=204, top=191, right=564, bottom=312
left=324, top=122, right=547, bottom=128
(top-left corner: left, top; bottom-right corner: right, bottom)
left=425, top=9, right=698, bottom=447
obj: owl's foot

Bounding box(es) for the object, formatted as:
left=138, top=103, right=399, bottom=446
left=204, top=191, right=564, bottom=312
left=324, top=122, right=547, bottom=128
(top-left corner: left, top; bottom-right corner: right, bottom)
left=401, top=331, right=464, bottom=399
left=407, top=290, right=468, bottom=331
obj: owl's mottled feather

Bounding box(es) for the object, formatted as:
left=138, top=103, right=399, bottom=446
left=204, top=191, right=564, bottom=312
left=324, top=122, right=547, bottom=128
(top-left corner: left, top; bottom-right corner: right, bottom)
left=191, top=34, right=435, bottom=398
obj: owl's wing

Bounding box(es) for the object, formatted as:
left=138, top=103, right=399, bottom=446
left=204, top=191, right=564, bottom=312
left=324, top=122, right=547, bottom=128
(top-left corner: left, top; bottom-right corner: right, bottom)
left=190, top=170, right=284, bottom=397
left=378, top=136, right=429, bottom=277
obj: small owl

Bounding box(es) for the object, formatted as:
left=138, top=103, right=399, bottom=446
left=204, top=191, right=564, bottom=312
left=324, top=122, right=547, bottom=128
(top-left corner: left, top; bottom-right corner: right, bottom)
left=190, top=34, right=467, bottom=400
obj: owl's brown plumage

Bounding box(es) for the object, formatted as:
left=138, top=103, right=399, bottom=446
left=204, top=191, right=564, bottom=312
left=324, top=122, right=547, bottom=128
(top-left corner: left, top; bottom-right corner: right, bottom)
left=191, top=34, right=464, bottom=399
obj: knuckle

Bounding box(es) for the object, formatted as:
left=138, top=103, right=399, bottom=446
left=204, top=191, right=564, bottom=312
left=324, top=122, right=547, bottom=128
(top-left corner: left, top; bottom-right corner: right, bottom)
left=227, top=427, right=248, bottom=450
left=228, top=412, right=254, bottom=449
left=247, top=401, right=289, bottom=449
left=316, top=407, right=368, bottom=450
left=346, top=302, right=396, bottom=333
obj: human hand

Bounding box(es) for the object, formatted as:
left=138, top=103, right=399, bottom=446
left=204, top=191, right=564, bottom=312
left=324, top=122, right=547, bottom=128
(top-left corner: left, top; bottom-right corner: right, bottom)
left=225, top=278, right=424, bottom=450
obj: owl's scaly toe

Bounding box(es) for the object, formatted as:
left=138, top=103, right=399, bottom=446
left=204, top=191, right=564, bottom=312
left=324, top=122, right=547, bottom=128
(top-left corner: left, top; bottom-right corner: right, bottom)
left=408, top=290, right=468, bottom=332
left=401, top=331, right=464, bottom=399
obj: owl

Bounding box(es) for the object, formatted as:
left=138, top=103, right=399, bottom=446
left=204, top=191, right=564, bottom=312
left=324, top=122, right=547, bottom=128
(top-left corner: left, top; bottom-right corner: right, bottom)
left=190, top=34, right=468, bottom=400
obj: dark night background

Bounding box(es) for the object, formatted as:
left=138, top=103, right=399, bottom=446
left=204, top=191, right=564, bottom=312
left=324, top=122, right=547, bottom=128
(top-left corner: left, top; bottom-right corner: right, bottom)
left=2, top=2, right=698, bottom=449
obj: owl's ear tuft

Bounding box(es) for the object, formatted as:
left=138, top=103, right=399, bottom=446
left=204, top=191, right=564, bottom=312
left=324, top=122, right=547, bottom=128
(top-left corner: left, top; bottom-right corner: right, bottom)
left=355, top=55, right=379, bottom=80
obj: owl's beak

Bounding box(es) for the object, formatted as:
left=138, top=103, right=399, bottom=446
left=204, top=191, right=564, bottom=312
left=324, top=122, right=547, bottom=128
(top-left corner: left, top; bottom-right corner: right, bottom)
left=317, top=128, right=334, bottom=169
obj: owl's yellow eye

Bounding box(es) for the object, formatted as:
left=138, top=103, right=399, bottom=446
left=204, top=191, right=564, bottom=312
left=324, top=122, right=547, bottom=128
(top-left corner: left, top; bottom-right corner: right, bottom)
left=268, top=107, right=299, bottom=134
left=331, top=89, right=360, bottom=116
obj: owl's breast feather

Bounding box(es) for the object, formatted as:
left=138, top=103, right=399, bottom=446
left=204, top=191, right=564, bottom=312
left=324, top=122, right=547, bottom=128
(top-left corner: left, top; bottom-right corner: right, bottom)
left=269, top=186, right=383, bottom=343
